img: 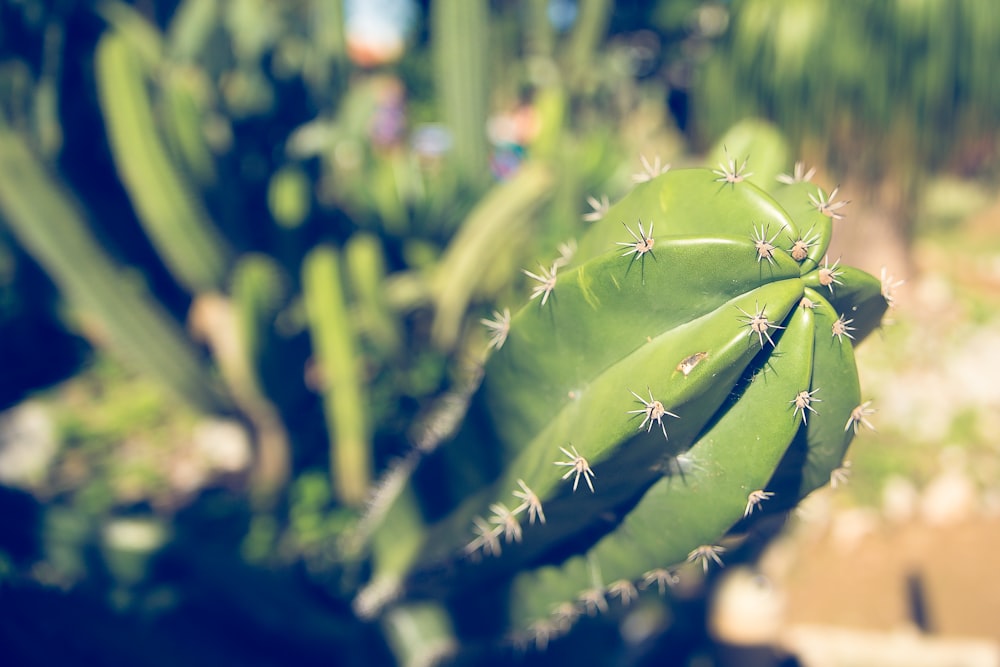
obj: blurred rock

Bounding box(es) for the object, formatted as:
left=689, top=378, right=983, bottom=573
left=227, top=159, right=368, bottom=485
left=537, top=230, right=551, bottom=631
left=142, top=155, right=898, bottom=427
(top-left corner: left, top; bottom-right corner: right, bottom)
left=0, top=401, right=57, bottom=488
left=830, top=507, right=879, bottom=554
left=882, top=475, right=919, bottom=524
left=919, top=447, right=977, bottom=525
left=920, top=470, right=977, bottom=525
left=192, top=418, right=251, bottom=474
left=709, top=567, right=786, bottom=646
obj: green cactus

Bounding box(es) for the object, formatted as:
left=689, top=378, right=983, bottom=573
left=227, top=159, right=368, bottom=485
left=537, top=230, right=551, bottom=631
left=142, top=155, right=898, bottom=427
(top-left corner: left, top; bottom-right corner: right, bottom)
left=94, top=30, right=232, bottom=294
left=0, top=121, right=230, bottom=414
left=358, top=164, right=890, bottom=649
left=302, top=244, right=372, bottom=507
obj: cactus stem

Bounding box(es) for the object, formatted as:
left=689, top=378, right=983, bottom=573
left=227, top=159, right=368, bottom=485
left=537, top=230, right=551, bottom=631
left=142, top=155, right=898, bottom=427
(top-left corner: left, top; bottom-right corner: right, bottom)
left=777, top=161, right=817, bottom=184
left=712, top=146, right=753, bottom=185
left=737, top=301, right=785, bottom=348
left=554, top=445, right=596, bottom=493
left=632, top=154, right=671, bottom=183
left=627, top=387, right=679, bottom=440
left=641, top=568, right=679, bottom=594
left=512, top=479, right=546, bottom=525
left=832, top=314, right=857, bottom=342
left=744, top=489, right=776, bottom=518
left=845, top=400, right=877, bottom=434
left=687, top=544, right=726, bottom=573
left=809, top=185, right=849, bottom=219
left=480, top=307, right=511, bottom=350
left=791, top=388, right=822, bottom=424
left=819, top=255, right=845, bottom=293
left=751, top=224, right=782, bottom=265
left=523, top=264, right=558, bottom=306
left=582, top=194, right=610, bottom=222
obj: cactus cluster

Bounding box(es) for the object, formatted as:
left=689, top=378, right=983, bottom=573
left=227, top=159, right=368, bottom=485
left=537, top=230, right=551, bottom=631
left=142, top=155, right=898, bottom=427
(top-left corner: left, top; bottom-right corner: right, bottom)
left=359, top=163, right=892, bottom=653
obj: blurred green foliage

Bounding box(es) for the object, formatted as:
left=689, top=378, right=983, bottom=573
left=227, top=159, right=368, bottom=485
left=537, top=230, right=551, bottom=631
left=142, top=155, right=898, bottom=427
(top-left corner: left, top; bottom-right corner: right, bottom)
left=695, top=0, right=1000, bottom=179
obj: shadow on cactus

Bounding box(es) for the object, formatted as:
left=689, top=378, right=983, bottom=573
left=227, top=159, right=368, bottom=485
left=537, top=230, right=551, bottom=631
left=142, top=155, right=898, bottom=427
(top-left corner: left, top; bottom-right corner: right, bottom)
left=357, top=164, right=894, bottom=659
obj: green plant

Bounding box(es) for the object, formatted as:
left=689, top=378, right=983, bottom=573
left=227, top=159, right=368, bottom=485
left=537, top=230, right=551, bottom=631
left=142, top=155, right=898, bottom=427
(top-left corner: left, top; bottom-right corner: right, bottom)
left=354, top=164, right=890, bottom=656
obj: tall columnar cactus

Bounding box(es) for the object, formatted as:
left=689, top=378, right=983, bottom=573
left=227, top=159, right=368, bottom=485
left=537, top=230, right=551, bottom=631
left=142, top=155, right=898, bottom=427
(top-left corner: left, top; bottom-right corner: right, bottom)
left=359, top=163, right=893, bottom=652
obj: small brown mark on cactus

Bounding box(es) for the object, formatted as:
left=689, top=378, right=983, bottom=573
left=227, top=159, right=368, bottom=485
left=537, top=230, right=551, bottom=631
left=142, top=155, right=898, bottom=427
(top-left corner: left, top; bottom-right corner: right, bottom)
left=554, top=445, right=596, bottom=493
left=809, top=185, right=849, bottom=220
left=641, top=569, right=679, bottom=594
left=523, top=263, right=557, bottom=306
left=676, top=351, right=709, bottom=376
left=687, top=544, right=726, bottom=573
left=713, top=146, right=753, bottom=186
left=737, top=301, right=785, bottom=348
left=845, top=400, right=876, bottom=434
left=800, top=296, right=816, bottom=309
left=480, top=307, right=511, bottom=350
left=777, top=161, right=816, bottom=184
left=791, top=388, right=822, bottom=424
left=744, top=489, right=775, bottom=517
left=751, top=224, right=782, bottom=265
left=832, top=313, right=856, bottom=342
left=582, top=194, right=610, bottom=222
left=818, top=255, right=844, bottom=293
left=608, top=580, right=639, bottom=606
left=512, top=479, right=546, bottom=525
left=633, top=154, right=671, bottom=183
left=627, top=387, right=680, bottom=440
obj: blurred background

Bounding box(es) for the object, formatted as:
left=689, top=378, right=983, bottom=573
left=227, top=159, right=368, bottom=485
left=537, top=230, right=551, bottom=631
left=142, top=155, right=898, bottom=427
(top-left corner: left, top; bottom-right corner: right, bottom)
left=1, top=0, right=999, bottom=665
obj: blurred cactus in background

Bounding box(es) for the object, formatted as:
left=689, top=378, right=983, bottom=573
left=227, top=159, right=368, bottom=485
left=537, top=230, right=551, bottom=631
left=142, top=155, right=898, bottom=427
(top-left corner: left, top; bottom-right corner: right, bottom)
left=0, top=0, right=973, bottom=664
left=694, top=0, right=1000, bottom=273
